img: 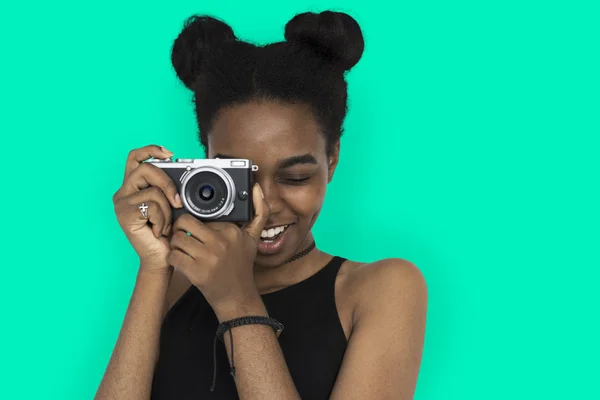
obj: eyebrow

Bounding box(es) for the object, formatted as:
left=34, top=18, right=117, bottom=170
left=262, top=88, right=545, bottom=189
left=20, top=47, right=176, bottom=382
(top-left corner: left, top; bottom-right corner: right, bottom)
left=214, top=153, right=317, bottom=169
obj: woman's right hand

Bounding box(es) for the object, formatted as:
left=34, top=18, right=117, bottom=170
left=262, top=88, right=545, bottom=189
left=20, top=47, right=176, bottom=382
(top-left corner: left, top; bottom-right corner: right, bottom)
left=112, top=144, right=184, bottom=274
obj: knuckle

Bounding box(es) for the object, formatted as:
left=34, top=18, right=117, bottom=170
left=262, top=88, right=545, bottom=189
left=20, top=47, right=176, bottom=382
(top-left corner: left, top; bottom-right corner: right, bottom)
left=225, top=226, right=241, bottom=241
left=207, top=252, right=220, bottom=266
left=147, top=186, right=162, bottom=199
left=220, top=223, right=233, bottom=232
left=138, top=162, right=152, bottom=173
left=171, top=230, right=185, bottom=242
left=147, top=201, right=160, bottom=215
left=112, top=188, right=123, bottom=203
left=147, top=185, right=160, bottom=194
left=220, top=233, right=232, bottom=245
left=113, top=200, right=123, bottom=215
left=214, top=240, right=227, bottom=254
left=166, top=179, right=177, bottom=193
left=178, top=213, right=193, bottom=223
left=113, top=197, right=129, bottom=214
left=172, top=213, right=185, bottom=228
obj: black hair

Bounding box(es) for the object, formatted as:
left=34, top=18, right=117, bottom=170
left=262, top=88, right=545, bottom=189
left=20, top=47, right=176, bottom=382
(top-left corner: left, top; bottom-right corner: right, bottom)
left=171, top=11, right=364, bottom=155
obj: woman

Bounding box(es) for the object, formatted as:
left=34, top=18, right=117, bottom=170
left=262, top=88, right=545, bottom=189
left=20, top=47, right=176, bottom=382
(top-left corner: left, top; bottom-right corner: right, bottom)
left=96, top=10, right=427, bottom=400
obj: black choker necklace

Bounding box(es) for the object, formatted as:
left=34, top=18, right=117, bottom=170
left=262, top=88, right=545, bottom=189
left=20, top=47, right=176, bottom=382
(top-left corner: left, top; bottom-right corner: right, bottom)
left=285, top=241, right=316, bottom=264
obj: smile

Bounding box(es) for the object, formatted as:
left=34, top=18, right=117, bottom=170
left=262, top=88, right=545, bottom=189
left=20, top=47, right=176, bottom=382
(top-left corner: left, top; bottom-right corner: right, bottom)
left=260, top=225, right=290, bottom=241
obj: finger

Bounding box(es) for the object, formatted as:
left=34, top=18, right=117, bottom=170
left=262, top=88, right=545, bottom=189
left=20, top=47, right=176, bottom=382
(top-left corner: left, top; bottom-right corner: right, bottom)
left=144, top=201, right=166, bottom=239
left=242, top=183, right=270, bottom=243
left=120, top=163, right=183, bottom=209
left=124, top=144, right=174, bottom=179
left=123, top=187, right=173, bottom=236
left=204, top=221, right=236, bottom=232
left=116, top=200, right=165, bottom=239
left=172, top=214, right=220, bottom=245
left=167, top=249, right=195, bottom=273
left=170, top=230, right=204, bottom=260
left=204, top=221, right=243, bottom=243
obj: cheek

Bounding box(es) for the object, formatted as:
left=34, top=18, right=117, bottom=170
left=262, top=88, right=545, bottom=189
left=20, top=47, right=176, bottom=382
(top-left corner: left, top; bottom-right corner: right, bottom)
left=282, top=182, right=327, bottom=218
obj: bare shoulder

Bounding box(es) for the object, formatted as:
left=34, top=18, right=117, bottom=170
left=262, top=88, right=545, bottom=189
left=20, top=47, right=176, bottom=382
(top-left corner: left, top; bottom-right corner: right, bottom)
left=338, top=258, right=428, bottom=325
left=340, top=257, right=427, bottom=296
left=330, top=259, right=428, bottom=397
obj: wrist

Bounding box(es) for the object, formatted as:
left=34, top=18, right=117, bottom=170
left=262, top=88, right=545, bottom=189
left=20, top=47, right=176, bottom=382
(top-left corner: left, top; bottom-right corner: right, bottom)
left=214, top=295, right=268, bottom=322
left=138, top=263, right=174, bottom=283
left=139, top=258, right=173, bottom=275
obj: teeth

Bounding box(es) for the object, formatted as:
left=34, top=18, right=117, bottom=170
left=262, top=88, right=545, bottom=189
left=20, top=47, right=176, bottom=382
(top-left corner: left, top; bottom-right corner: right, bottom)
left=261, top=225, right=288, bottom=239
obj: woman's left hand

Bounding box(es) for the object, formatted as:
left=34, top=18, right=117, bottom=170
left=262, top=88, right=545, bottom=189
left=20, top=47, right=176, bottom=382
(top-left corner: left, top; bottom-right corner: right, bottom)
left=167, top=183, right=269, bottom=315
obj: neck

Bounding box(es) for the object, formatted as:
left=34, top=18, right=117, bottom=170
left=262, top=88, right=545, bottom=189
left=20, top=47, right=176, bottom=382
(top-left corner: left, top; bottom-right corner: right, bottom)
left=253, top=234, right=332, bottom=295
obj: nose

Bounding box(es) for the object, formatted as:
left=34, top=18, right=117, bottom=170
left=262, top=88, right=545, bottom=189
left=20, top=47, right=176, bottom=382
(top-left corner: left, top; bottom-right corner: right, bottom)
left=256, top=179, right=284, bottom=217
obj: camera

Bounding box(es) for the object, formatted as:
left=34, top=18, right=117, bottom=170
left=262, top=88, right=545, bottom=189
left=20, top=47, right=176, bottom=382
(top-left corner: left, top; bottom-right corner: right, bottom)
left=146, top=157, right=257, bottom=222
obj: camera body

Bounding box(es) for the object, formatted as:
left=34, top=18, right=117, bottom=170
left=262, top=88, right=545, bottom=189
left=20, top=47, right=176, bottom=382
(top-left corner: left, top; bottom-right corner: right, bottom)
left=146, top=157, right=257, bottom=222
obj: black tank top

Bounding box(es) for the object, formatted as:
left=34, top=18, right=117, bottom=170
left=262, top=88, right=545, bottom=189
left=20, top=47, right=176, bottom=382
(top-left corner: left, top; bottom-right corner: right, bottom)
left=151, top=256, right=348, bottom=400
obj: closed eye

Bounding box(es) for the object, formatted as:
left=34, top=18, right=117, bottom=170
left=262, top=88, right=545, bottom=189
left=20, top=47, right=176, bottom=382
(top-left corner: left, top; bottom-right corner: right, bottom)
left=282, top=176, right=311, bottom=185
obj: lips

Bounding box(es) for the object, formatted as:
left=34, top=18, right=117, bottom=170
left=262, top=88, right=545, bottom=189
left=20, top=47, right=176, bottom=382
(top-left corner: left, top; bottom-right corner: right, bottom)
left=261, top=224, right=290, bottom=241
left=257, top=224, right=293, bottom=255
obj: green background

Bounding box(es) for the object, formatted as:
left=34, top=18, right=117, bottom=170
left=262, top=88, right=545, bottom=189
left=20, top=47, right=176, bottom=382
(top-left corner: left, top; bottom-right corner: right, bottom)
left=1, top=1, right=598, bottom=399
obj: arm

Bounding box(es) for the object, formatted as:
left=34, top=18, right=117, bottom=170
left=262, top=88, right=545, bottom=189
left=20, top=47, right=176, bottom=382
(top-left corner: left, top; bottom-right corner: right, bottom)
left=164, top=185, right=302, bottom=399
left=94, top=265, right=174, bottom=400
left=330, top=259, right=428, bottom=400
left=214, top=300, right=302, bottom=400
left=212, top=259, right=427, bottom=400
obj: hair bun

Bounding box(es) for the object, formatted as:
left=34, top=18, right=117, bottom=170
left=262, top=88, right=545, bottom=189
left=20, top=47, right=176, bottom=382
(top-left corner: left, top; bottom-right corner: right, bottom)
left=171, top=16, right=236, bottom=89
left=284, top=11, right=364, bottom=71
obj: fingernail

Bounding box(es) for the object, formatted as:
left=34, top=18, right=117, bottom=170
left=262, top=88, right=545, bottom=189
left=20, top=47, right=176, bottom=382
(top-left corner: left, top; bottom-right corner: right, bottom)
left=160, top=146, right=174, bottom=156
left=255, top=183, right=264, bottom=199
left=175, top=193, right=183, bottom=207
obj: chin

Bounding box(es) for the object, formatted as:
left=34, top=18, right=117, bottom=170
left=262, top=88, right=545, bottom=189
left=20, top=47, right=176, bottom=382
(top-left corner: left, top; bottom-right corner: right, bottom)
left=254, top=252, right=290, bottom=268
left=254, top=223, right=312, bottom=267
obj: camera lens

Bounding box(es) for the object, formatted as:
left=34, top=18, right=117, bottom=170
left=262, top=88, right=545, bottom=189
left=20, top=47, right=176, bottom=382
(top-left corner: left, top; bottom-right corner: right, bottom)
left=199, top=185, right=215, bottom=201
left=182, top=168, right=234, bottom=219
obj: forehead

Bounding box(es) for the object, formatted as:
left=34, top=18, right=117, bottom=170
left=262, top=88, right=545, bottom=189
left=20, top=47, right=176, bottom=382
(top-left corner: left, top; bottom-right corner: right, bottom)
left=207, top=101, right=327, bottom=162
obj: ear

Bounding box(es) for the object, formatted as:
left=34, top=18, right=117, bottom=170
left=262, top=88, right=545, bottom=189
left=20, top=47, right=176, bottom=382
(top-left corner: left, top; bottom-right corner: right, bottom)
left=327, top=140, right=341, bottom=183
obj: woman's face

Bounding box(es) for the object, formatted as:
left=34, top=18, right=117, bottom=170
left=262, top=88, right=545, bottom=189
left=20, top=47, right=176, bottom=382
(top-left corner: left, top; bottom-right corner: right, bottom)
left=207, top=101, right=339, bottom=267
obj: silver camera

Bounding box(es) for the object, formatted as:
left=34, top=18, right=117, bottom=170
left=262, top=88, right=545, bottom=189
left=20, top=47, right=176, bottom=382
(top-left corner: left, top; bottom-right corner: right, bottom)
left=146, top=158, right=258, bottom=222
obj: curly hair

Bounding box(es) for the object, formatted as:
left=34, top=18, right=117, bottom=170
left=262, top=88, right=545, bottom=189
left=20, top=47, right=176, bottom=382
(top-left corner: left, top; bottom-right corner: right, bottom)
left=171, top=11, right=364, bottom=155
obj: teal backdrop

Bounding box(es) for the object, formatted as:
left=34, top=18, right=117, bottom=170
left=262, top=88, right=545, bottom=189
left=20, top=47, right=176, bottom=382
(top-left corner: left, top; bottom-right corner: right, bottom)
left=1, top=1, right=598, bottom=399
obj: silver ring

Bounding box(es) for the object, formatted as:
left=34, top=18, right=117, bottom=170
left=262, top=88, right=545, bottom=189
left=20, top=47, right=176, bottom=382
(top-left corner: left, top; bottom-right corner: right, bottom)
left=139, top=202, right=149, bottom=219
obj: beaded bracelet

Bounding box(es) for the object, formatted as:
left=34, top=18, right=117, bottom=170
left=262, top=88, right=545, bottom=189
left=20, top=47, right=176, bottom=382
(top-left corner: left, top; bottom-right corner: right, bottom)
left=210, top=316, right=284, bottom=392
